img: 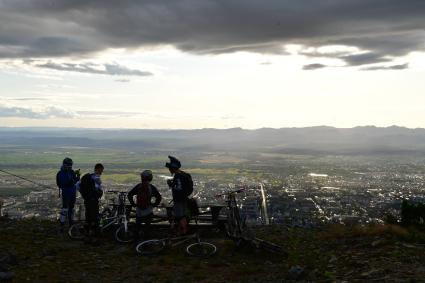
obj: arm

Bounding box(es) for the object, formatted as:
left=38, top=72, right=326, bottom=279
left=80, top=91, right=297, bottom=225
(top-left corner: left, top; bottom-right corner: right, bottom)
left=127, top=185, right=138, bottom=207
left=150, top=185, right=162, bottom=207
left=97, top=188, right=103, bottom=200
left=73, top=170, right=80, bottom=183
left=56, top=171, right=62, bottom=198
left=56, top=171, right=61, bottom=188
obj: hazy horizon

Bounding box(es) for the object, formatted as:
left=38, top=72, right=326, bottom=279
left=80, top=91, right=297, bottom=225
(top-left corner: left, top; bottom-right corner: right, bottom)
left=1, top=124, right=425, bottom=131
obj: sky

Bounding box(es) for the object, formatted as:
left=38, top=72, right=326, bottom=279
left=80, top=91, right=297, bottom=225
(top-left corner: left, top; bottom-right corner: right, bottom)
left=1, top=0, right=425, bottom=129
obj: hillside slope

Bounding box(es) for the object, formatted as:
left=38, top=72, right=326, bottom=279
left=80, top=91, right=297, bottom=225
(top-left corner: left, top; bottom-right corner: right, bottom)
left=0, top=218, right=424, bottom=282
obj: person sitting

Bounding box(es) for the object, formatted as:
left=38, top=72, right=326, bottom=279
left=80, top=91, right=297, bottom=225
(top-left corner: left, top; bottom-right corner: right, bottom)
left=127, top=170, right=162, bottom=240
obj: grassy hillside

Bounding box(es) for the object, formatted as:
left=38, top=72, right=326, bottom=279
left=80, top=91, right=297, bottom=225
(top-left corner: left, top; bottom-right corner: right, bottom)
left=1, top=218, right=424, bottom=282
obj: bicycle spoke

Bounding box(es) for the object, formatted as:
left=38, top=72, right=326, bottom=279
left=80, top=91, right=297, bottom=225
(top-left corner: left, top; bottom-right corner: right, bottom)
left=115, top=225, right=134, bottom=243
left=186, top=242, right=217, bottom=258
left=68, top=223, right=85, bottom=240
left=136, top=240, right=165, bottom=255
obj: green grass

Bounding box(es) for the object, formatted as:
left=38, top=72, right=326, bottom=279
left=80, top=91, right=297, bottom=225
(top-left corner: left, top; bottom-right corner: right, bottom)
left=1, top=219, right=425, bottom=282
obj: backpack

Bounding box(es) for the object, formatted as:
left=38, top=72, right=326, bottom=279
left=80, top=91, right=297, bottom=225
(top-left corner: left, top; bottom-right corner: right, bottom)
left=181, top=172, right=193, bottom=197
left=79, top=173, right=95, bottom=200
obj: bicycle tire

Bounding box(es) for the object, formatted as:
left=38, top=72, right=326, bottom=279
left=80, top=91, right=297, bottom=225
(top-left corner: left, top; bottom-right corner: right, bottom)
left=100, top=207, right=113, bottom=218
left=186, top=242, right=217, bottom=258
left=136, top=239, right=165, bottom=255
left=68, top=223, right=85, bottom=240
left=115, top=224, right=134, bottom=243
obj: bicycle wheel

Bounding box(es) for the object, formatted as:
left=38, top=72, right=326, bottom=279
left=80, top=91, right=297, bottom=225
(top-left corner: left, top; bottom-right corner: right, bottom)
left=115, top=224, right=134, bottom=243
left=68, top=222, right=85, bottom=240
left=186, top=242, right=217, bottom=258
left=100, top=207, right=113, bottom=218
left=136, top=239, right=165, bottom=256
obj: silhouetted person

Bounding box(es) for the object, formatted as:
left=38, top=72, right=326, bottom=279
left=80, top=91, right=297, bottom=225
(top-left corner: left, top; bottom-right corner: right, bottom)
left=56, top=157, right=80, bottom=231
left=79, top=163, right=104, bottom=244
left=166, top=156, right=193, bottom=235
left=127, top=170, right=162, bottom=240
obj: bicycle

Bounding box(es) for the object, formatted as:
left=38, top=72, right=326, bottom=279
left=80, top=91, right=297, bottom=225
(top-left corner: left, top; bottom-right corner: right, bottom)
left=217, top=188, right=287, bottom=256
left=136, top=201, right=217, bottom=257
left=136, top=231, right=217, bottom=257
left=69, top=191, right=134, bottom=243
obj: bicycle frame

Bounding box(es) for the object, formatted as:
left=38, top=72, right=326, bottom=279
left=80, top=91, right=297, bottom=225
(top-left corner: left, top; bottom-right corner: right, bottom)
left=100, top=213, right=127, bottom=230
left=218, top=188, right=286, bottom=256
left=162, top=233, right=198, bottom=248
left=216, top=189, right=245, bottom=238
left=100, top=191, right=131, bottom=232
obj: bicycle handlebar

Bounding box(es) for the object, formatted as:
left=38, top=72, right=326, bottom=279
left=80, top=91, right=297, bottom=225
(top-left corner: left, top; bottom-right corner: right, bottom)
left=215, top=188, right=245, bottom=197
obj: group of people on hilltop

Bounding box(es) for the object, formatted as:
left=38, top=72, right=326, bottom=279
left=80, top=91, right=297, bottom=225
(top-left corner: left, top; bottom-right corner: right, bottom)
left=56, top=155, right=194, bottom=244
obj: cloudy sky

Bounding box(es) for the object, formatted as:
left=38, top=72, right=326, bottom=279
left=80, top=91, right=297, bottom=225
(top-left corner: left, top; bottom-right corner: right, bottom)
left=1, top=0, right=425, bottom=129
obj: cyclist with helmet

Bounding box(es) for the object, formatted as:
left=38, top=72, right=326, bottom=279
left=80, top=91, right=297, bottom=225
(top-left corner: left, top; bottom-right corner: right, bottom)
left=127, top=170, right=162, bottom=240
left=166, top=156, right=193, bottom=235
left=56, top=157, right=80, bottom=230
left=79, top=163, right=105, bottom=244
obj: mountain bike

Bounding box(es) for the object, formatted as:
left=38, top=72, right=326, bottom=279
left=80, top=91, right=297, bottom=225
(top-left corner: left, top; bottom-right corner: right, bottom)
left=68, top=191, right=134, bottom=243
left=136, top=202, right=217, bottom=257
left=136, top=231, right=217, bottom=257
left=217, top=188, right=287, bottom=256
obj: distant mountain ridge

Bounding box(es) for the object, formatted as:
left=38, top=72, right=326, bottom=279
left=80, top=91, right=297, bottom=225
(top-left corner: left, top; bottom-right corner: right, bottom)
left=1, top=126, right=425, bottom=155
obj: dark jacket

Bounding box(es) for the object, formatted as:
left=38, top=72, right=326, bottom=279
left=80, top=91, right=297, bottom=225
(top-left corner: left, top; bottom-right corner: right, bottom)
left=80, top=173, right=103, bottom=203
left=56, top=167, right=79, bottom=198
left=127, top=183, right=162, bottom=208
left=169, top=171, right=192, bottom=202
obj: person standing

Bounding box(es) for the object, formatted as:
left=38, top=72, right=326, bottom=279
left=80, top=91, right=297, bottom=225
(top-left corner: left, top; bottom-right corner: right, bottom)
left=79, top=163, right=104, bottom=244
left=127, top=170, right=162, bottom=240
left=166, top=156, right=193, bottom=235
left=56, top=157, right=80, bottom=231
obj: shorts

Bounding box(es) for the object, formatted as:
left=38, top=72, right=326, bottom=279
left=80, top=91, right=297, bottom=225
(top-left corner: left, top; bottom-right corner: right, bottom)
left=173, top=200, right=189, bottom=220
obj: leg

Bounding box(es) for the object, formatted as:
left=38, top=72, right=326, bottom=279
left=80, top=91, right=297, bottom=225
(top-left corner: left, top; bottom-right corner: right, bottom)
left=142, top=213, right=153, bottom=238
left=180, top=217, right=188, bottom=235
left=93, top=203, right=100, bottom=238
left=135, top=216, right=142, bottom=240
left=84, top=202, right=95, bottom=237
left=68, top=195, right=76, bottom=226
left=175, top=200, right=189, bottom=235
left=60, top=194, right=69, bottom=229
left=173, top=201, right=185, bottom=235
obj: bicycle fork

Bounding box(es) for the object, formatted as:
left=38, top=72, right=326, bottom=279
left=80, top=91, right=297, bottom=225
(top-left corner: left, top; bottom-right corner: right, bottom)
left=123, top=216, right=129, bottom=232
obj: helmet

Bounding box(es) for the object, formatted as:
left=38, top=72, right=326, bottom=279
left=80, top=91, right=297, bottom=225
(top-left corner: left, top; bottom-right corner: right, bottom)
left=165, top=156, right=181, bottom=169
left=141, top=170, right=153, bottom=181
left=62, top=157, right=73, bottom=168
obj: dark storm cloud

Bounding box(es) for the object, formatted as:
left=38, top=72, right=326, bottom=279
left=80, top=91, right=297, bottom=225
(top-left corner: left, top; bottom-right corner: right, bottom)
left=1, top=0, right=424, bottom=66
left=340, top=52, right=391, bottom=66
left=361, top=63, right=409, bottom=71
left=302, top=63, right=328, bottom=70
left=34, top=62, right=152, bottom=76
